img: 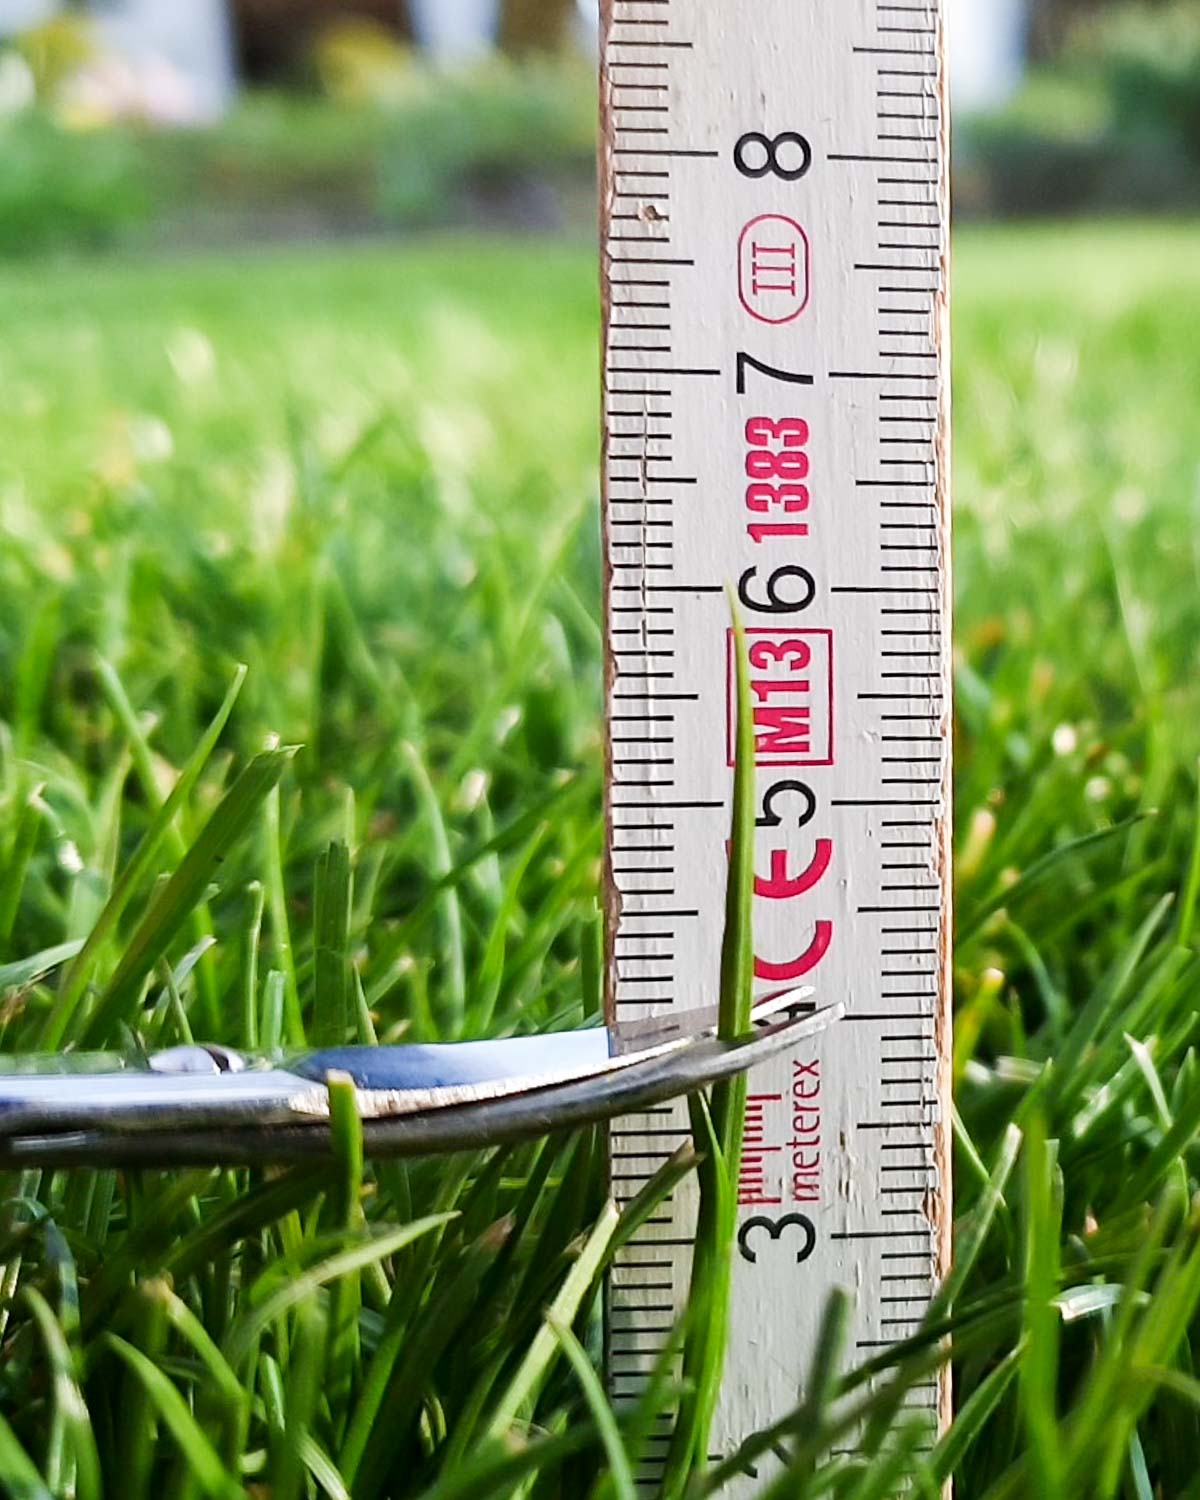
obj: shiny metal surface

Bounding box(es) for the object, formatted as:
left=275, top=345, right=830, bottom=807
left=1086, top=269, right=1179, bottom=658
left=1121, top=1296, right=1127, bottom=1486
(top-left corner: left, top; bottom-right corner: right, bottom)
left=0, top=987, right=834, bottom=1166
left=0, top=1003, right=842, bottom=1167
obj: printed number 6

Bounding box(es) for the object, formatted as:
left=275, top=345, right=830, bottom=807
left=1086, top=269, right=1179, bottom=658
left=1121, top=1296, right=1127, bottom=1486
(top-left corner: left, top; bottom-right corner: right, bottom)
left=739, top=565, right=816, bottom=615
left=738, top=1213, right=817, bottom=1266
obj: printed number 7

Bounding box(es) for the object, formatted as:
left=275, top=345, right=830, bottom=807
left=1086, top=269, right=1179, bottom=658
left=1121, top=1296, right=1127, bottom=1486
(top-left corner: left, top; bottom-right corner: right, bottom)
left=737, top=353, right=814, bottom=394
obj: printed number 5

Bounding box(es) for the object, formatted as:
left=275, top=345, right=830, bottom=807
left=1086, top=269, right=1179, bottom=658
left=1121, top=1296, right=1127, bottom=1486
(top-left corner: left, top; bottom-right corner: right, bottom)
left=738, top=1213, right=817, bottom=1266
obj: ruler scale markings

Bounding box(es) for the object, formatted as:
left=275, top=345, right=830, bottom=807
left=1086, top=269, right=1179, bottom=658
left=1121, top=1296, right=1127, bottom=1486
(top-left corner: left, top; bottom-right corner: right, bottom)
left=601, top=4, right=949, bottom=1484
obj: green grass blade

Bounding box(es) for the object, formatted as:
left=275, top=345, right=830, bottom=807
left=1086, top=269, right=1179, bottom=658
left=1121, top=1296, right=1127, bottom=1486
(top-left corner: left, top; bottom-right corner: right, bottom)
left=13, top=595, right=60, bottom=763
left=930, top=1123, right=1021, bottom=1320
left=547, top=1311, right=637, bottom=1500
left=1116, top=1068, right=1200, bottom=1211
left=0, top=784, right=44, bottom=951
left=0, top=939, right=85, bottom=995
left=326, top=1071, right=365, bottom=1440
left=580, top=902, right=603, bottom=1021
left=662, top=601, right=755, bottom=1496
left=610, top=1143, right=701, bottom=1257
left=1029, top=892, right=1175, bottom=1119
left=1178, top=763, right=1200, bottom=945
left=93, top=655, right=190, bottom=858
left=345, top=1214, right=515, bottom=1497
left=313, top=839, right=352, bottom=1047
left=958, top=817, right=1147, bottom=943
left=264, top=780, right=304, bottom=1047
left=1019, top=1117, right=1063, bottom=1500
left=239, top=879, right=266, bottom=1049
left=105, top=1334, right=242, bottom=1500
left=142, top=1278, right=248, bottom=1470
left=470, top=821, right=548, bottom=1034
left=269, top=1296, right=327, bottom=1500
left=378, top=776, right=585, bottom=955
left=41, top=663, right=247, bottom=1048
left=718, top=598, right=756, bottom=1051
left=115, top=1262, right=169, bottom=1500
left=300, top=1432, right=353, bottom=1500
left=415, top=1428, right=596, bottom=1500
left=401, top=739, right=466, bottom=1033
left=487, top=1198, right=620, bottom=1438
left=262, top=967, right=287, bottom=1052
left=224, top=1215, right=453, bottom=1371
left=79, top=744, right=296, bottom=1046
left=0, top=1410, right=53, bottom=1500
left=929, top=1342, right=1024, bottom=1485
left=22, top=1286, right=101, bottom=1500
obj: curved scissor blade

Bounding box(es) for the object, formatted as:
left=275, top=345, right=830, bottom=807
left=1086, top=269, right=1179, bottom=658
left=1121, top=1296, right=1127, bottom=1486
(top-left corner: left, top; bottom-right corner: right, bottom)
left=0, top=1003, right=842, bottom=1168
left=0, top=986, right=818, bottom=1137
left=607, top=984, right=815, bottom=1053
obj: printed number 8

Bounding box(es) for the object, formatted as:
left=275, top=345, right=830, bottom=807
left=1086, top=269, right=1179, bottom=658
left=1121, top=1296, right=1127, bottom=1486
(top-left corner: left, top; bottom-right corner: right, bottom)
left=734, top=131, right=813, bottom=182
left=747, top=449, right=810, bottom=482
left=746, top=417, right=809, bottom=448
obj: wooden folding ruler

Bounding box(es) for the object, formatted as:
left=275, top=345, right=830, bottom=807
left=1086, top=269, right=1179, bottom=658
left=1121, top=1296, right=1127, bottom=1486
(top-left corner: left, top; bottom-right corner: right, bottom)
left=600, top=0, right=951, bottom=1484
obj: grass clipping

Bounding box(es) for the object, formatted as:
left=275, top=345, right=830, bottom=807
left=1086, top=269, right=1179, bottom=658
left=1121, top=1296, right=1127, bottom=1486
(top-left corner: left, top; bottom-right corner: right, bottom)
left=661, top=602, right=756, bottom=1493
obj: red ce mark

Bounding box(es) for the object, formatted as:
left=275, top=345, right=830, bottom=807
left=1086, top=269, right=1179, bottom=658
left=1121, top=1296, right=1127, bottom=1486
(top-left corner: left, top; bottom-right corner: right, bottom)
left=728, top=838, right=836, bottom=981
left=755, top=840, right=832, bottom=900
left=757, top=831, right=833, bottom=979
left=754, top=923, right=834, bottom=982
left=725, top=838, right=832, bottom=900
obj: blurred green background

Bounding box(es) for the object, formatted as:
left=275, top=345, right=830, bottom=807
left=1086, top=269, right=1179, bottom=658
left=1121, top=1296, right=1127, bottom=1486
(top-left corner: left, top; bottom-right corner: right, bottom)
left=0, top=0, right=1195, bottom=256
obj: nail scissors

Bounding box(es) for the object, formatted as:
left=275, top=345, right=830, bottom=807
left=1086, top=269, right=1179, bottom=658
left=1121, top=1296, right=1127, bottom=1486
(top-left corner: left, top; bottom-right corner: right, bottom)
left=0, top=991, right=840, bottom=1168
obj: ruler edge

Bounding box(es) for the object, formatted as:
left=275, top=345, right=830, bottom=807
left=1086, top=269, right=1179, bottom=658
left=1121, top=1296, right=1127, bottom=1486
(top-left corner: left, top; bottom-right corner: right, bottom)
left=932, top=0, right=954, bottom=1441
left=598, top=0, right=622, bottom=1040
left=596, top=0, right=956, bottom=1455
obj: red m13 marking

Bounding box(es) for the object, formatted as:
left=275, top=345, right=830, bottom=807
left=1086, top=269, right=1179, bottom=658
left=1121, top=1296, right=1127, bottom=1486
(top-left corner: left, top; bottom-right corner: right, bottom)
left=726, top=629, right=834, bottom=768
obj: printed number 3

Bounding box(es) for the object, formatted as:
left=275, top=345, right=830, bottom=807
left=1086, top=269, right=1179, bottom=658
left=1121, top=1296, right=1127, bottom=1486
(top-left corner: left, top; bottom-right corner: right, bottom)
left=738, top=1213, right=817, bottom=1266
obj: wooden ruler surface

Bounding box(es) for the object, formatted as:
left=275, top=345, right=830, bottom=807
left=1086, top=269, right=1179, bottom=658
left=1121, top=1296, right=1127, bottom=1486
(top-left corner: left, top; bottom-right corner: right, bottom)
left=600, top=0, right=951, bottom=1485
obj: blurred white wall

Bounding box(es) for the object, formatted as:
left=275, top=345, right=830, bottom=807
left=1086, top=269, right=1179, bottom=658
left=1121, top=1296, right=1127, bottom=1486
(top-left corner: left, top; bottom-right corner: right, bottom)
left=85, top=0, right=236, bottom=120
left=408, top=0, right=501, bottom=65
left=576, top=0, right=599, bottom=46
left=951, top=0, right=1029, bottom=112
left=0, top=0, right=59, bottom=37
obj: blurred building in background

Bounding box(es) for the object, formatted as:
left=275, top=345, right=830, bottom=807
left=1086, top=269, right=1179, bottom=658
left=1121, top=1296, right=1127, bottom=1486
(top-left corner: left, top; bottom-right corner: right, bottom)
left=0, top=0, right=1147, bottom=113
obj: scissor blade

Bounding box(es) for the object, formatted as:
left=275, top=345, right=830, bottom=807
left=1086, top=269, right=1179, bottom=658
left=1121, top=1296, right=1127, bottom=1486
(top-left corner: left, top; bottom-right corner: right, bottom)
left=607, top=984, right=815, bottom=1052
left=0, top=987, right=818, bottom=1137
left=0, top=1065, right=323, bottom=1137
left=0, top=1003, right=842, bottom=1167
left=0, top=1030, right=647, bottom=1137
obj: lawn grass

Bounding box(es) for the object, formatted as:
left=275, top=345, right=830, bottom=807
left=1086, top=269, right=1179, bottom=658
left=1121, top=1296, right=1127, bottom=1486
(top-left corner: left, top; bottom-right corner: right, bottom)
left=1, top=220, right=1200, bottom=1495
